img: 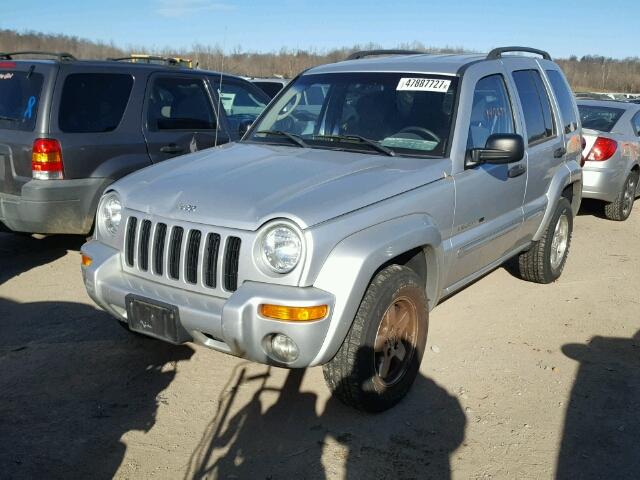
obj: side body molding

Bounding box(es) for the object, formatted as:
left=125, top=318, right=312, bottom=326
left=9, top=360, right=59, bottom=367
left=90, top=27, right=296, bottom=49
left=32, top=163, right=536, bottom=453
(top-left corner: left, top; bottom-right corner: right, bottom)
left=310, top=214, right=444, bottom=366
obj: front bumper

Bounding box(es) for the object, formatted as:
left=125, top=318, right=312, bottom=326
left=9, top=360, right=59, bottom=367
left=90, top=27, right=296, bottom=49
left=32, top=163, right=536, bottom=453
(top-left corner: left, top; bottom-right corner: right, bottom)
left=582, top=163, right=626, bottom=203
left=0, top=178, right=110, bottom=234
left=81, top=240, right=335, bottom=368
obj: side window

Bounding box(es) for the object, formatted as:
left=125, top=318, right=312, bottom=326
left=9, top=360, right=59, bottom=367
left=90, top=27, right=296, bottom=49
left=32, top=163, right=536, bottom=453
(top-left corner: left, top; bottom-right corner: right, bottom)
left=512, top=70, right=555, bottom=145
left=216, top=81, right=267, bottom=121
left=633, top=112, right=640, bottom=136
left=546, top=69, right=578, bottom=134
left=147, top=76, right=215, bottom=131
left=467, top=74, right=515, bottom=149
left=59, top=73, right=133, bottom=133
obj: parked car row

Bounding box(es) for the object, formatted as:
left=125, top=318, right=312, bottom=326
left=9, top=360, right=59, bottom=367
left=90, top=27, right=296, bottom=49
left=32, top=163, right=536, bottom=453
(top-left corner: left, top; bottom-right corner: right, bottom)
left=2, top=48, right=639, bottom=412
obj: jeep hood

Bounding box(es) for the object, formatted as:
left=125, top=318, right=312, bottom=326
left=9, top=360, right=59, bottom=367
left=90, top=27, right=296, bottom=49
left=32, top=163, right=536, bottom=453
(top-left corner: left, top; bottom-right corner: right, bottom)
left=115, top=142, right=449, bottom=231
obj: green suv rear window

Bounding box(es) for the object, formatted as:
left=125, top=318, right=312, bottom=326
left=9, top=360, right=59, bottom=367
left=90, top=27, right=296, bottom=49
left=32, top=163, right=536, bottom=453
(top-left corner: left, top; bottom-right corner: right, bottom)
left=59, top=73, right=133, bottom=133
left=0, top=70, right=44, bottom=132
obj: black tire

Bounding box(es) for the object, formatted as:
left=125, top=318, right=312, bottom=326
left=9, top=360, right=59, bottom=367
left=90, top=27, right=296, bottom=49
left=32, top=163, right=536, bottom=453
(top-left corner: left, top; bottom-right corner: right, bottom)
left=322, top=265, right=429, bottom=413
left=604, top=172, right=638, bottom=221
left=516, top=197, right=573, bottom=284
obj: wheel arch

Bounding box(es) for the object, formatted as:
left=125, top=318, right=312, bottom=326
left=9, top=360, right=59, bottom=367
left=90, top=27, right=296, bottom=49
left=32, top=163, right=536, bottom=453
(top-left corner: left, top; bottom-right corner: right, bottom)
left=533, top=164, right=582, bottom=241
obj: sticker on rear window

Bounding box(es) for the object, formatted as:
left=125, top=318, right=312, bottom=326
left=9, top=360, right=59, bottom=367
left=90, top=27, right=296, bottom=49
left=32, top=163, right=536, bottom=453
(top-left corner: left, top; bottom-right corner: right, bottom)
left=397, top=78, right=451, bottom=92
left=0, top=73, right=14, bottom=80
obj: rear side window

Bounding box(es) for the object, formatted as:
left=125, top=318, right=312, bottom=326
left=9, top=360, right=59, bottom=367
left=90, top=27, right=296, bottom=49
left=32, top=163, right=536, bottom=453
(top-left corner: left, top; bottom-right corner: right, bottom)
left=467, top=74, right=515, bottom=149
left=578, top=105, right=625, bottom=133
left=512, top=70, right=555, bottom=145
left=59, top=73, right=133, bottom=133
left=546, top=70, right=579, bottom=134
left=147, top=76, right=216, bottom=130
left=0, top=71, right=44, bottom=132
left=632, top=112, right=640, bottom=136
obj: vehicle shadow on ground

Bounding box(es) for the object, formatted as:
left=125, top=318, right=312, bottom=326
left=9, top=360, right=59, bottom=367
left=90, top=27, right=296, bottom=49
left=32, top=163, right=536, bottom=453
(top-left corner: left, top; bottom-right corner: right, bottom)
left=577, top=198, right=608, bottom=219
left=0, top=297, right=194, bottom=479
left=556, top=330, right=640, bottom=479
left=0, top=233, right=84, bottom=285
left=186, top=348, right=466, bottom=480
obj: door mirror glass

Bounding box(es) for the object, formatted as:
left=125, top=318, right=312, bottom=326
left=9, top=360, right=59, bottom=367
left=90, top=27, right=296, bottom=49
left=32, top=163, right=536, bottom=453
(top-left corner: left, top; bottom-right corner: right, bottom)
left=468, top=133, right=525, bottom=166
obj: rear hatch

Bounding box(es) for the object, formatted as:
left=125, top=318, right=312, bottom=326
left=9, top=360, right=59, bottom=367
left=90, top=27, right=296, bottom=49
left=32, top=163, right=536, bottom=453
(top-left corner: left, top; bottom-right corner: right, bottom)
left=0, top=60, right=57, bottom=195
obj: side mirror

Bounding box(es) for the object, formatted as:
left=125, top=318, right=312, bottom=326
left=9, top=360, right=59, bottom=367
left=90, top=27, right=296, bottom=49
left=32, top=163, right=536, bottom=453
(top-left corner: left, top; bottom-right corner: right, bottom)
left=238, top=120, right=253, bottom=138
left=467, top=133, right=525, bottom=167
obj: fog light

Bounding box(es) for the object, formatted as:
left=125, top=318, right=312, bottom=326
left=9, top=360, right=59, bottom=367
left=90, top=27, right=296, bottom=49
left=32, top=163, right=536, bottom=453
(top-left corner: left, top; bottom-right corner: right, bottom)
left=81, top=254, right=92, bottom=267
left=270, top=334, right=299, bottom=363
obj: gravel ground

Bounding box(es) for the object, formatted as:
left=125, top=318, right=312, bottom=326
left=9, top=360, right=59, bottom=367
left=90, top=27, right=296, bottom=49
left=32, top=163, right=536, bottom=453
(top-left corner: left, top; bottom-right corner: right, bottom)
left=1, top=201, right=638, bottom=479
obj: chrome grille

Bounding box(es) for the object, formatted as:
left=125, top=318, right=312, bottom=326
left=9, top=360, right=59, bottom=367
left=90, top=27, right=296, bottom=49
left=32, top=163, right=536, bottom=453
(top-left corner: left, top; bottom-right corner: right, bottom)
left=124, top=215, right=241, bottom=293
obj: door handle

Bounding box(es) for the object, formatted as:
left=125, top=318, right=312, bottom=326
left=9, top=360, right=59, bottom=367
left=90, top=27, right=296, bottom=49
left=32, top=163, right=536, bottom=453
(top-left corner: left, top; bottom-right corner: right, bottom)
left=508, top=164, right=527, bottom=178
left=553, top=147, right=567, bottom=158
left=160, top=144, right=184, bottom=154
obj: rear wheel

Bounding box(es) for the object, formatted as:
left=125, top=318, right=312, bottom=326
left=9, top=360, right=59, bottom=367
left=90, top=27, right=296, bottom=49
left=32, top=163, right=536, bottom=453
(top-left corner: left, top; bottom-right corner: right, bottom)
left=323, top=265, right=428, bottom=413
left=515, top=198, right=573, bottom=284
left=604, top=172, right=637, bottom=221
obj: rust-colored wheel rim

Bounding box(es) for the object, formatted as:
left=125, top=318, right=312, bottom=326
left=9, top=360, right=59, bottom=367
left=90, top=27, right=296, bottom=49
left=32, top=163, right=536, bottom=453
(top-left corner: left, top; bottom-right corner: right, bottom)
left=373, top=295, right=419, bottom=387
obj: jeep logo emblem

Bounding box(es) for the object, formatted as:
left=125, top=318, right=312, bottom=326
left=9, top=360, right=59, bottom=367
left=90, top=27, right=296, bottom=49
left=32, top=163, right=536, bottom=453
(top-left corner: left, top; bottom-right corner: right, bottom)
left=179, top=203, right=197, bottom=212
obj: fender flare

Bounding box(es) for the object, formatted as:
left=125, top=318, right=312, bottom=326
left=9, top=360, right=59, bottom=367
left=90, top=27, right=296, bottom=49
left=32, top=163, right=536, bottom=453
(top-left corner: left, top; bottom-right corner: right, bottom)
left=310, top=213, right=444, bottom=366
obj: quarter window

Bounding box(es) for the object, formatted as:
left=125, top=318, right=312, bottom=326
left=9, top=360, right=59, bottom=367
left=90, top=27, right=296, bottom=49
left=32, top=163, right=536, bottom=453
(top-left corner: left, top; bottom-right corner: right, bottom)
left=147, top=76, right=216, bottom=131
left=546, top=70, right=578, bottom=134
left=59, top=73, right=133, bottom=133
left=467, top=74, right=515, bottom=149
left=512, top=70, right=555, bottom=145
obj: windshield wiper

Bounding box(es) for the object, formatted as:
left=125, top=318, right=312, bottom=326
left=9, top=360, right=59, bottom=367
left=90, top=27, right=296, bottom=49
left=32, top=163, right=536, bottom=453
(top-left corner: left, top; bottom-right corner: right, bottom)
left=256, top=130, right=308, bottom=148
left=313, top=134, right=395, bottom=157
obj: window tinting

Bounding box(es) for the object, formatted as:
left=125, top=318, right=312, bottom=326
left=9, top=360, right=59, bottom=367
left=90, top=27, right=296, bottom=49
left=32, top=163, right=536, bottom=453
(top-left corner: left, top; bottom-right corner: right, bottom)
left=578, top=105, right=625, bottom=133
left=59, top=73, right=133, bottom=133
left=467, top=75, right=515, bottom=149
left=512, top=70, right=555, bottom=144
left=0, top=71, right=44, bottom=132
left=253, top=81, right=284, bottom=98
left=148, top=76, right=215, bottom=131
left=546, top=70, right=578, bottom=134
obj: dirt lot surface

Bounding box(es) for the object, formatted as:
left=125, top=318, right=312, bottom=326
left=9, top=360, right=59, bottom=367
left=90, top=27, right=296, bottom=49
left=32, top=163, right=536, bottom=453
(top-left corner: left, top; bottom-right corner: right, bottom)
left=1, top=202, right=639, bottom=479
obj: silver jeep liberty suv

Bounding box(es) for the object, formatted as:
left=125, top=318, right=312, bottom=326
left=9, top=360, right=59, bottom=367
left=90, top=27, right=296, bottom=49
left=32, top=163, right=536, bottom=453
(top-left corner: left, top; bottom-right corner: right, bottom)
left=82, top=47, right=583, bottom=412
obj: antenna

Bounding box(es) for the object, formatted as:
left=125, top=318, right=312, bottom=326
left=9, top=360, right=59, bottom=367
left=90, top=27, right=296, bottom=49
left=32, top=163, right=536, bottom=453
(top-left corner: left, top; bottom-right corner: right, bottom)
left=214, top=30, right=227, bottom=148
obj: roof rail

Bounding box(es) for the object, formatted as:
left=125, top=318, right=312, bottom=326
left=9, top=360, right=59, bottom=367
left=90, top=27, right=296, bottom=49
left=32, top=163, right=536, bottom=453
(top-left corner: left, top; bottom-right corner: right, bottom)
left=346, top=49, right=424, bottom=61
left=0, top=51, right=77, bottom=61
left=108, top=55, right=193, bottom=68
left=487, top=47, right=552, bottom=61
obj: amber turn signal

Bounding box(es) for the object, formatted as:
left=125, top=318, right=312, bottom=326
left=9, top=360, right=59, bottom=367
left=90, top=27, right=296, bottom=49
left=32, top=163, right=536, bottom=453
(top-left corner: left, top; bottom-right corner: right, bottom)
left=81, top=254, right=93, bottom=267
left=259, top=304, right=328, bottom=322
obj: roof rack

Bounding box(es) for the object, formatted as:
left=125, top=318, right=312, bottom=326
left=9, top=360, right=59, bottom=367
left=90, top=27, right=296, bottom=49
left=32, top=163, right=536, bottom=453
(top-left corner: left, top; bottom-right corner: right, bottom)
left=346, top=49, right=424, bottom=61
left=0, top=51, right=77, bottom=61
left=487, top=47, right=552, bottom=61
left=108, top=54, right=193, bottom=68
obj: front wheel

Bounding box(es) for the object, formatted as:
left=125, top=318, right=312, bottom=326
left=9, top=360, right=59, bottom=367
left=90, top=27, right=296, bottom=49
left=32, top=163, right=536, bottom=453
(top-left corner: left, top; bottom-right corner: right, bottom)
left=604, top=172, right=637, bottom=221
left=515, top=197, right=573, bottom=284
left=323, top=265, right=429, bottom=413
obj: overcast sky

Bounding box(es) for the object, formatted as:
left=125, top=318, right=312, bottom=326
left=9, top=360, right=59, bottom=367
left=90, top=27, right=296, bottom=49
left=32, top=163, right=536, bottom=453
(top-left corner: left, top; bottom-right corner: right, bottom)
left=1, top=0, right=636, bottom=59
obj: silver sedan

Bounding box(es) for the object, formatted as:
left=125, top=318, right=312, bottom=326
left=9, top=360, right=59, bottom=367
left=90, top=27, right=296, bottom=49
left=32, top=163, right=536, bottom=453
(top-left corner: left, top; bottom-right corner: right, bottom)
left=578, top=100, right=640, bottom=220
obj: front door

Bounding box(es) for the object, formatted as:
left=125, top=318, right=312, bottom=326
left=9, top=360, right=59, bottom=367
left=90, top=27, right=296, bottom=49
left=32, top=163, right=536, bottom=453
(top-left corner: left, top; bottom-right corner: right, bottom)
left=143, top=73, right=226, bottom=163
left=446, top=67, right=527, bottom=288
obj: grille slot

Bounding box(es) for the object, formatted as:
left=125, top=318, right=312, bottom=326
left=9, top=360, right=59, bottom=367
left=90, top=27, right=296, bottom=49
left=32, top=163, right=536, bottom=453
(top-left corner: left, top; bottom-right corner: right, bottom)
left=224, top=237, right=241, bottom=291
left=204, top=233, right=221, bottom=288
left=168, top=226, right=184, bottom=280
left=153, top=223, right=167, bottom=275
left=125, top=216, right=138, bottom=267
left=138, top=220, right=152, bottom=271
left=185, top=230, right=202, bottom=284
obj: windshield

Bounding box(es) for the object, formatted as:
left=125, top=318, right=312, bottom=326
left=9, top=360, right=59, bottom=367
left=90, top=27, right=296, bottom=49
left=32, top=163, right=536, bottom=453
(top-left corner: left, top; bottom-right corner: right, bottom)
left=247, top=72, right=458, bottom=157
left=578, top=105, right=624, bottom=133
left=0, top=70, right=44, bottom=131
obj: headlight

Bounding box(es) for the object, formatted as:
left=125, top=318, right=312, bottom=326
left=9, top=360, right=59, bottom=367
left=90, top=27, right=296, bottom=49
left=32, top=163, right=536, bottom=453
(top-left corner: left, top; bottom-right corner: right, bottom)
left=260, top=224, right=302, bottom=274
left=98, top=192, right=122, bottom=237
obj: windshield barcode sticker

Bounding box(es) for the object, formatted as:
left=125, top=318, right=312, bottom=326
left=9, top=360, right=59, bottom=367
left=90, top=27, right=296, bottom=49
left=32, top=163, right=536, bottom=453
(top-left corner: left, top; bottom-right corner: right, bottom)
left=397, top=78, right=451, bottom=92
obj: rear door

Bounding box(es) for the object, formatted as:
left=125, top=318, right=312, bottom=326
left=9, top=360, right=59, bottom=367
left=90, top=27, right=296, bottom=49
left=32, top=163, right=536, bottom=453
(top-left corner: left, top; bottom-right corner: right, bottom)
left=0, top=61, right=54, bottom=194
left=504, top=62, right=566, bottom=241
left=143, top=73, right=222, bottom=162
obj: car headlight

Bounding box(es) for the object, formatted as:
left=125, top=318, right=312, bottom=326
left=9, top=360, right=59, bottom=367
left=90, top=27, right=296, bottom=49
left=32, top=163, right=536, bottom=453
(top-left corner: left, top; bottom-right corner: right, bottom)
left=98, top=192, right=122, bottom=237
left=260, top=224, right=302, bottom=274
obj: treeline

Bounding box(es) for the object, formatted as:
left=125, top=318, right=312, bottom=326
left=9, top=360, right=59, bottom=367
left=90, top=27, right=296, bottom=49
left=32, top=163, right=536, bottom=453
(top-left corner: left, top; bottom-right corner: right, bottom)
left=1, top=29, right=639, bottom=92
